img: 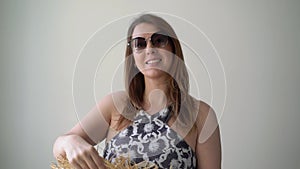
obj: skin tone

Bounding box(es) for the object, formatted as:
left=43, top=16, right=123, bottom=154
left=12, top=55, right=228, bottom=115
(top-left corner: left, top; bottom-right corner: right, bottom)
left=52, top=22, right=221, bottom=169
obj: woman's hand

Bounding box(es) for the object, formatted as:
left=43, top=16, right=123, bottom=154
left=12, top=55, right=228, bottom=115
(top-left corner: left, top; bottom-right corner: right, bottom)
left=54, top=134, right=107, bottom=169
left=53, top=93, right=120, bottom=168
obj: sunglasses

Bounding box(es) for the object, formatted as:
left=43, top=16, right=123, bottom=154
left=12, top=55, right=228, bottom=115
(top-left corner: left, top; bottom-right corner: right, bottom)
left=128, top=32, right=170, bottom=53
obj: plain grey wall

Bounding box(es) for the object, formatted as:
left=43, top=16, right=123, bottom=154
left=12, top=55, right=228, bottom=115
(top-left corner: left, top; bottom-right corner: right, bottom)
left=0, top=0, right=299, bottom=169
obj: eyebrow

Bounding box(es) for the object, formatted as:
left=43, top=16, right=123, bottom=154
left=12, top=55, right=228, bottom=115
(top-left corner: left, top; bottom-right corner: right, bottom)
left=131, top=33, right=152, bottom=39
left=131, top=30, right=162, bottom=39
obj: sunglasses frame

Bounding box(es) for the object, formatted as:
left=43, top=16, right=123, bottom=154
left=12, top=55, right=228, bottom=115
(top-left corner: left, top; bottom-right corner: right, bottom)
left=127, top=31, right=170, bottom=53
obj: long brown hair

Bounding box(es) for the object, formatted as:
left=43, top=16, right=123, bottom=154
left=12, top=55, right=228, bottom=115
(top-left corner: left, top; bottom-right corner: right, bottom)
left=116, top=14, right=197, bottom=131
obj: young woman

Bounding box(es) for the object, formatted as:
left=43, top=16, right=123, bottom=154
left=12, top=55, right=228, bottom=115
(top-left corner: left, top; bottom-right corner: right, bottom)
left=53, top=14, right=221, bottom=169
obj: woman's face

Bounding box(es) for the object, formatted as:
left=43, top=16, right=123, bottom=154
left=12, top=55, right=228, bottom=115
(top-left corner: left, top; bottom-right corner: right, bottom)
left=131, top=23, right=174, bottom=79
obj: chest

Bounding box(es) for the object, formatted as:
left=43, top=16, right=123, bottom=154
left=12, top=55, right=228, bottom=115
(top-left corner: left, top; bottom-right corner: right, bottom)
left=106, top=114, right=198, bottom=152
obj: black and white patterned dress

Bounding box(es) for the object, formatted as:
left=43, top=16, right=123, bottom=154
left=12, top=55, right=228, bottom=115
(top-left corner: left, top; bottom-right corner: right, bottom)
left=103, top=107, right=197, bottom=169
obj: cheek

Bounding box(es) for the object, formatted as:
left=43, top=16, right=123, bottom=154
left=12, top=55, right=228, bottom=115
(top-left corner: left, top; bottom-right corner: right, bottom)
left=161, top=45, right=174, bottom=60
left=160, top=48, right=174, bottom=62
left=160, top=51, right=174, bottom=72
left=133, top=54, right=144, bottom=67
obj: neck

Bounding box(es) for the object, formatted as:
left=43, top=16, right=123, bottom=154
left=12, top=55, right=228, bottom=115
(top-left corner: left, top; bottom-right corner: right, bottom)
left=142, top=76, right=170, bottom=114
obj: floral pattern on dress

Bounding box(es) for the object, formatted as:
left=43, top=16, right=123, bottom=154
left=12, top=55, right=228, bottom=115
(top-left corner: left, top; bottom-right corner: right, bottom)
left=103, top=107, right=197, bottom=169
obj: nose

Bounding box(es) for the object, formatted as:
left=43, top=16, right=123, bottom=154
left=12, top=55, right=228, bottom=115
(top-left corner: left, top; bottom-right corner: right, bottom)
left=145, top=39, right=155, bottom=55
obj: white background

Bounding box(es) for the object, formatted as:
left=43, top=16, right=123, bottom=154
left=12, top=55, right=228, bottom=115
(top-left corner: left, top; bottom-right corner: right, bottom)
left=0, top=0, right=299, bottom=169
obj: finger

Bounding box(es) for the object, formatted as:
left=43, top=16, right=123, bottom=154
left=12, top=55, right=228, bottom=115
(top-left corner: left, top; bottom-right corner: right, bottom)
left=70, top=160, right=82, bottom=169
left=90, top=149, right=106, bottom=169
left=76, top=156, right=90, bottom=169
left=82, top=154, right=98, bottom=169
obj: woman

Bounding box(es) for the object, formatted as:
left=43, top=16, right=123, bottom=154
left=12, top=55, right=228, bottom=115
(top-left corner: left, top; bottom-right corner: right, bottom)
left=53, top=14, right=221, bottom=169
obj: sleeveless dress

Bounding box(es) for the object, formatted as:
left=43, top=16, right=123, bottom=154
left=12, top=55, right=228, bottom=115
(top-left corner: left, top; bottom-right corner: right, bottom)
left=103, top=107, right=197, bottom=169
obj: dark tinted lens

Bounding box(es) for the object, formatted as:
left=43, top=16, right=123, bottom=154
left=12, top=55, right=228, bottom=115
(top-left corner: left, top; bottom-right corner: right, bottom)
left=132, top=37, right=147, bottom=50
left=151, top=33, right=169, bottom=48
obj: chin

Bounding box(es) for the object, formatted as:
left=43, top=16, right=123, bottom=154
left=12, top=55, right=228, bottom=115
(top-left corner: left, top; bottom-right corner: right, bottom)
left=141, top=68, right=167, bottom=78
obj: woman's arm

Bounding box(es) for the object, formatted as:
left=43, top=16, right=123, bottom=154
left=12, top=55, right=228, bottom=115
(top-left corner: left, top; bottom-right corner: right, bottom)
left=52, top=92, right=121, bottom=169
left=196, top=101, right=222, bottom=169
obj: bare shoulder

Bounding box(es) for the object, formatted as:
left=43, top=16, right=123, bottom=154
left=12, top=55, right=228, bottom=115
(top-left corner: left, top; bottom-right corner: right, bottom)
left=66, top=91, right=128, bottom=145
left=98, top=90, right=128, bottom=116
left=194, top=100, right=217, bottom=128
left=98, top=90, right=127, bottom=106
left=98, top=90, right=130, bottom=123
left=192, top=99, right=219, bottom=143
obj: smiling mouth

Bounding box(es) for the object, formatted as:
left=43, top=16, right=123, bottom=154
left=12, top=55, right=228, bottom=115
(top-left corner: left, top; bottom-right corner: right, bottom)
left=146, top=59, right=162, bottom=64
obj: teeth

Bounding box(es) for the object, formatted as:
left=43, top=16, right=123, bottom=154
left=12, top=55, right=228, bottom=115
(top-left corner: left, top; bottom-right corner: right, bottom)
left=146, top=59, right=161, bottom=64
